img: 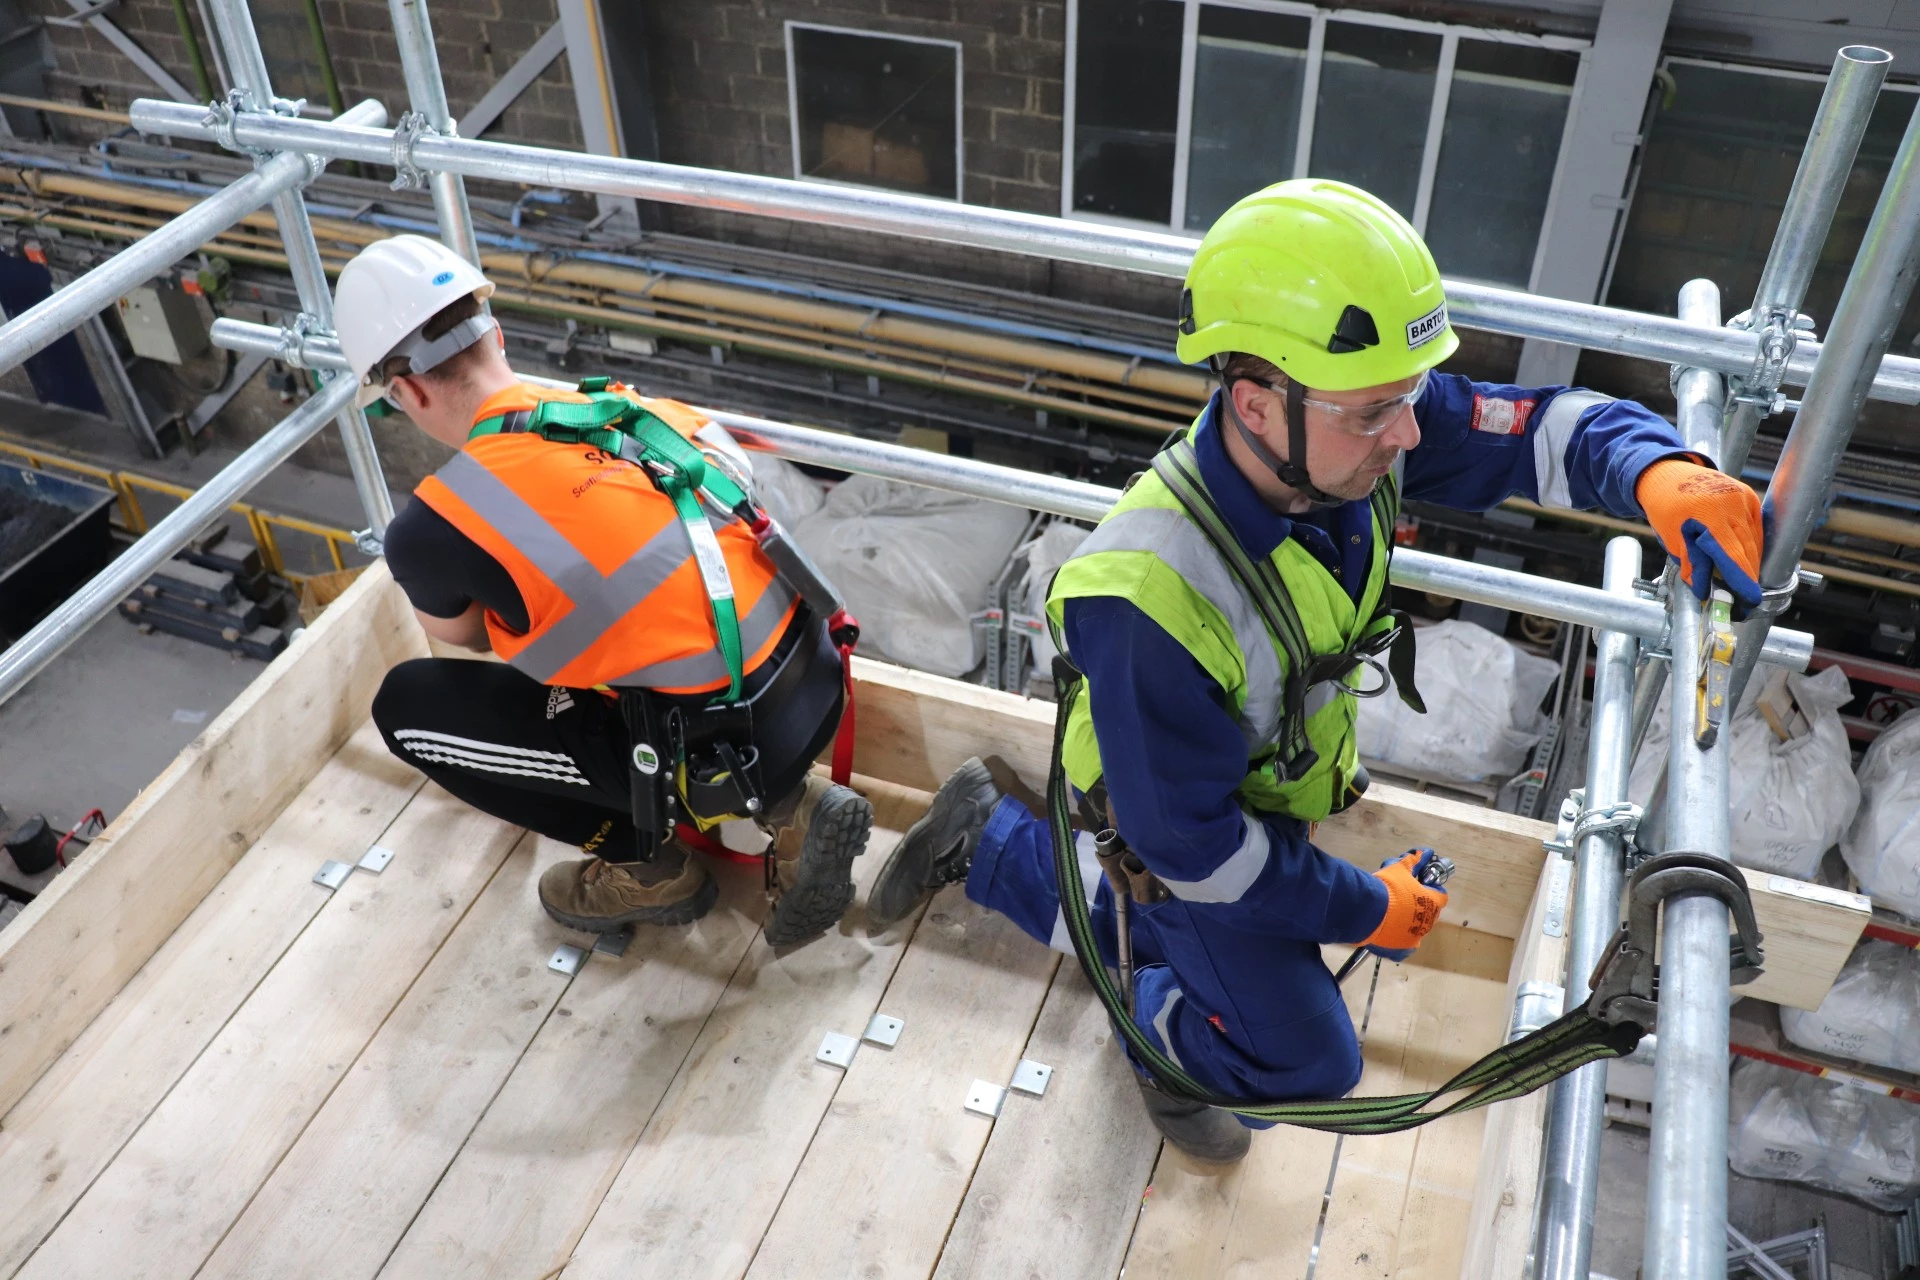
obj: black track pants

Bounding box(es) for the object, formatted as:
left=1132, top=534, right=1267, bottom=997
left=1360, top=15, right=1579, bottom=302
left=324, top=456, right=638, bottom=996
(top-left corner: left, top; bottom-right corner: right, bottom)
left=371, top=657, right=644, bottom=859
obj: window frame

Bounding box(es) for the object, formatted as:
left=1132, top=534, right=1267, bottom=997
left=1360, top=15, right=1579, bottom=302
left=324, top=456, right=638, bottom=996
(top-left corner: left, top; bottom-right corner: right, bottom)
left=1062, top=0, right=1591, bottom=290
left=783, top=20, right=967, bottom=203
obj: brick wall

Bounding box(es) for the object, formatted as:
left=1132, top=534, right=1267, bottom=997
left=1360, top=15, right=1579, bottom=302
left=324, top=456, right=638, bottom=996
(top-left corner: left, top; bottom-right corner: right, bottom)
left=646, top=0, right=1065, bottom=216
left=21, top=0, right=583, bottom=152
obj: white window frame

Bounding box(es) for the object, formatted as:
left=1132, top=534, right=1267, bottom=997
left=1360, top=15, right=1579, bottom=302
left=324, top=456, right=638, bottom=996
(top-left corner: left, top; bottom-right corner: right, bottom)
left=1062, top=0, right=1590, bottom=290
left=784, top=21, right=966, bottom=203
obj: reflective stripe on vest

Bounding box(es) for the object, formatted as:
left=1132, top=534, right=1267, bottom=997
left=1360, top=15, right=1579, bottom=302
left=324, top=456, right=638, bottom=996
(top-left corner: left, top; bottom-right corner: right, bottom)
left=416, top=385, right=795, bottom=694
left=1046, top=432, right=1395, bottom=823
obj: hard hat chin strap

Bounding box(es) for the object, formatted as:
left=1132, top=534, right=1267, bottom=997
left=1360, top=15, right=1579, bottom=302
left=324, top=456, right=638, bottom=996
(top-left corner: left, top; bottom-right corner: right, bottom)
left=1213, top=360, right=1343, bottom=509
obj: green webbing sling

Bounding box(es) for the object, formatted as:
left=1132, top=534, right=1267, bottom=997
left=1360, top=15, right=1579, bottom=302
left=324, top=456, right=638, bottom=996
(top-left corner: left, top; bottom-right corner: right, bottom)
left=1046, top=673, right=1645, bottom=1134
left=470, top=378, right=753, bottom=701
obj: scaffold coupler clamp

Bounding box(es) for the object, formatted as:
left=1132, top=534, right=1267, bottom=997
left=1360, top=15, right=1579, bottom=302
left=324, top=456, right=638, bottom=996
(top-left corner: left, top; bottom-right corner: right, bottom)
left=1548, top=788, right=1644, bottom=862
left=203, top=89, right=261, bottom=162
left=390, top=110, right=436, bottom=192
left=1726, top=305, right=1812, bottom=414
left=1586, top=850, right=1766, bottom=1036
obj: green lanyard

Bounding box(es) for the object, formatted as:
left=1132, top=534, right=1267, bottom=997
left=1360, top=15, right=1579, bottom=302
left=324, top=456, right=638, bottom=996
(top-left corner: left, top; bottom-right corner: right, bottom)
left=470, top=379, right=753, bottom=701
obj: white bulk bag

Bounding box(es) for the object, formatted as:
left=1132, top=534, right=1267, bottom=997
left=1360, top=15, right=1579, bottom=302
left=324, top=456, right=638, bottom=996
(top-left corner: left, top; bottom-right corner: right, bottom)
left=792, top=475, right=1028, bottom=678
left=1630, top=665, right=1858, bottom=880
left=1017, top=519, right=1091, bottom=678
left=1843, top=708, right=1920, bottom=919
left=1728, top=1059, right=1920, bottom=1211
left=748, top=453, right=827, bottom=530
left=1779, top=938, right=1920, bottom=1074
left=1356, top=619, right=1558, bottom=786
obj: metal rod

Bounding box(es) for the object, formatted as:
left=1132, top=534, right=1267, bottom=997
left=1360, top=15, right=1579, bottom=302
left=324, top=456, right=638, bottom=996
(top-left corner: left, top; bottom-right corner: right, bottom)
left=202, top=0, right=394, bottom=541
left=1723, top=91, right=1920, bottom=718
left=1534, top=535, right=1643, bottom=1280
left=1723, top=47, right=1891, bottom=475
left=205, top=315, right=1817, bottom=670
left=1675, top=279, right=1725, bottom=462
left=0, top=375, right=356, bottom=708
left=0, top=100, right=383, bottom=377
left=128, top=98, right=1920, bottom=406
left=386, top=0, right=482, bottom=266
left=1646, top=582, right=1735, bottom=1280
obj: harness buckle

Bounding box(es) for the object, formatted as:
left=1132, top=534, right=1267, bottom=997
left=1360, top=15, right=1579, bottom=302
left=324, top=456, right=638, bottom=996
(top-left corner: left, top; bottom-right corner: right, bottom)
left=1587, top=850, right=1765, bottom=1032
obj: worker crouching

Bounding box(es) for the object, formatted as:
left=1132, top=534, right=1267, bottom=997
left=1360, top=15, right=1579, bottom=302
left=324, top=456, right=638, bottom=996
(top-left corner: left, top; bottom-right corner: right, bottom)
left=338, top=234, right=871, bottom=949
left=869, top=180, right=1766, bottom=1165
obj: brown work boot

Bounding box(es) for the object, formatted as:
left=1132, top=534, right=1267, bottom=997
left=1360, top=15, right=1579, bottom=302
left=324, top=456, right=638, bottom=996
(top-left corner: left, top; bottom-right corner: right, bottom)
left=538, top=842, right=717, bottom=932
left=760, top=774, right=873, bottom=949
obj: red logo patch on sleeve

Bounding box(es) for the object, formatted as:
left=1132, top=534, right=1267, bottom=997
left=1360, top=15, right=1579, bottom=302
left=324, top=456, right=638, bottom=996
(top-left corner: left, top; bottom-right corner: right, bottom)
left=1470, top=395, right=1535, bottom=436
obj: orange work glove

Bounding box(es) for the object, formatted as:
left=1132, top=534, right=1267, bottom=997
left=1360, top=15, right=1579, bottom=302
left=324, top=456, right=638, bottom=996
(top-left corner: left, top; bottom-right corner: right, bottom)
left=1635, top=458, right=1765, bottom=610
left=1360, top=849, right=1449, bottom=954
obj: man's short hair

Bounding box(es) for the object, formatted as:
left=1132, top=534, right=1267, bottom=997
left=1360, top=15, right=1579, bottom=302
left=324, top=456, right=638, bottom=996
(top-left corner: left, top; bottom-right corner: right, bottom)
left=1219, top=350, right=1286, bottom=387
left=375, top=293, right=490, bottom=388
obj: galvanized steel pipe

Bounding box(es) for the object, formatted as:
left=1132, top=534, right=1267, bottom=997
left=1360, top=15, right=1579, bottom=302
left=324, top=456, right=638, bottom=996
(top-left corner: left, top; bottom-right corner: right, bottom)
left=203, top=0, right=393, bottom=541
left=0, top=375, right=358, bottom=707
left=1723, top=47, right=1891, bottom=474
left=0, top=97, right=384, bottom=377
left=131, top=98, right=1920, bottom=405
left=1645, top=582, right=1736, bottom=1280
left=1535, top=535, right=1643, bottom=1280
left=387, top=0, right=482, bottom=266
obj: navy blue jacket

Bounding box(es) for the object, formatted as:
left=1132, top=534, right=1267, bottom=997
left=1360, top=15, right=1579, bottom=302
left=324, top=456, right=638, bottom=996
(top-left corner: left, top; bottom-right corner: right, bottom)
left=1063, top=376, right=1692, bottom=942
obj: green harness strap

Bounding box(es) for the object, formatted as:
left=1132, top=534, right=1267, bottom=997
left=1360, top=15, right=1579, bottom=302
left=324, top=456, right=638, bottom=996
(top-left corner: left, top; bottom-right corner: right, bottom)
left=1046, top=671, right=1643, bottom=1133
left=470, top=378, right=753, bottom=701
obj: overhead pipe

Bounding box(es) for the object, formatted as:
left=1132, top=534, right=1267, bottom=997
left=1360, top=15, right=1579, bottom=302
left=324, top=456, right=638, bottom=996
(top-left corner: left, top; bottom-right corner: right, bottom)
left=127, top=97, right=1920, bottom=406
left=206, top=314, right=1816, bottom=671
left=1722, top=47, right=1891, bottom=475
left=0, top=97, right=385, bottom=377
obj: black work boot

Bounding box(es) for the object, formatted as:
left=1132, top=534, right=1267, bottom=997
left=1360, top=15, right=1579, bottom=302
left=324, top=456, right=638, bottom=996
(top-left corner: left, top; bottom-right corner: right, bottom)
left=760, top=774, right=874, bottom=949
left=1135, top=1076, right=1252, bottom=1166
left=867, top=757, right=1003, bottom=930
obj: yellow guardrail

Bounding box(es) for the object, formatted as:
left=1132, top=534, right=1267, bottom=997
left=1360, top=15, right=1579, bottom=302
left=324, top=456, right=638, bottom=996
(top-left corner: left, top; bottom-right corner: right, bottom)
left=0, top=436, right=359, bottom=580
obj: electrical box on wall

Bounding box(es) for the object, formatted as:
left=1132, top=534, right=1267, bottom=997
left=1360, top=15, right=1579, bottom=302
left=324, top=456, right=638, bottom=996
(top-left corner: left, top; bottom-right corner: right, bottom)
left=116, top=284, right=209, bottom=364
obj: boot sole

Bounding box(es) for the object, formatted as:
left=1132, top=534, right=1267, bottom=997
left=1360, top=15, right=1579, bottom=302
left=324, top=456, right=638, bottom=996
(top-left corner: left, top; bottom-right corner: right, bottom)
left=867, top=758, right=996, bottom=929
left=540, top=871, right=720, bottom=933
left=764, top=786, right=873, bottom=948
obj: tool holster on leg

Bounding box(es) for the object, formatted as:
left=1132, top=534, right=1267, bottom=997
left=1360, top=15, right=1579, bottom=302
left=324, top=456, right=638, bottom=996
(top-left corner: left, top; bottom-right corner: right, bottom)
left=617, top=688, right=675, bottom=862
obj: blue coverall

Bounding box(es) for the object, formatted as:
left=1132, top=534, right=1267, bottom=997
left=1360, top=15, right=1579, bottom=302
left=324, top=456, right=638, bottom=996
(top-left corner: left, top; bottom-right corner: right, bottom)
left=965, top=374, right=1697, bottom=1109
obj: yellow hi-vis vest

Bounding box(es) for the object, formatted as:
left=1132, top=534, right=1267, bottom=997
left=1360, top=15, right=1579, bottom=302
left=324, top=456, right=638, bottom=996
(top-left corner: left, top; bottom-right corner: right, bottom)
left=1046, top=427, right=1400, bottom=823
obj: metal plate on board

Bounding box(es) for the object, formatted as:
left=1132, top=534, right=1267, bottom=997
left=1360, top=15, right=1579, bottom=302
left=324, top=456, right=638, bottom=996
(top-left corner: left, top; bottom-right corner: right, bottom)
left=357, top=845, right=394, bottom=873
left=548, top=944, right=588, bottom=976
left=1543, top=856, right=1574, bottom=938
left=312, top=860, right=352, bottom=891
left=863, top=1013, right=904, bottom=1047
left=816, top=1031, right=859, bottom=1068
left=593, top=930, right=633, bottom=958
left=1010, top=1059, right=1053, bottom=1096
left=965, top=1080, right=1007, bottom=1118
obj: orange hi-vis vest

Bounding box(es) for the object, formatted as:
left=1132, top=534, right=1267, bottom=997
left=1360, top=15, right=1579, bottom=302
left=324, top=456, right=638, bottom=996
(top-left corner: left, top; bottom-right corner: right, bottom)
left=414, top=380, right=798, bottom=696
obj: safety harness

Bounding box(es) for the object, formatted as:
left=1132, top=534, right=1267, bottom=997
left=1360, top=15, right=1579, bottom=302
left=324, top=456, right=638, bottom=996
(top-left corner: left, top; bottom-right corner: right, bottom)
left=1048, top=440, right=1766, bottom=1132
left=1150, top=435, right=1422, bottom=791
left=470, top=377, right=859, bottom=858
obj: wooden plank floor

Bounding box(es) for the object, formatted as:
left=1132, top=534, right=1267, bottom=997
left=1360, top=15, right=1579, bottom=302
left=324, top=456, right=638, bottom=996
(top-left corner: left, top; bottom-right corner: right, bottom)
left=0, top=724, right=1516, bottom=1280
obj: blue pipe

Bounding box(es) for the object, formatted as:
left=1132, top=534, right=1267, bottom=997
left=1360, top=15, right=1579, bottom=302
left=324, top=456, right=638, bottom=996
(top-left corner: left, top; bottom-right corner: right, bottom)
left=38, top=151, right=1190, bottom=369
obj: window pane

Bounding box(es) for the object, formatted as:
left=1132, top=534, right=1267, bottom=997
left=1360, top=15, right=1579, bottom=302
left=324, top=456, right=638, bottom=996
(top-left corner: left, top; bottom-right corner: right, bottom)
left=1072, top=0, right=1182, bottom=222
left=1185, top=7, right=1311, bottom=231
left=792, top=27, right=959, bottom=199
left=1607, top=63, right=1826, bottom=319
left=1309, top=22, right=1442, bottom=219
left=1424, top=43, right=1579, bottom=286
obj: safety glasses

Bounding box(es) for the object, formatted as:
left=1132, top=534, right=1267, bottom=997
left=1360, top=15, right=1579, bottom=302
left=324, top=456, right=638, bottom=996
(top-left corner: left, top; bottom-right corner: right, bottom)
left=1257, top=370, right=1428, bottom=438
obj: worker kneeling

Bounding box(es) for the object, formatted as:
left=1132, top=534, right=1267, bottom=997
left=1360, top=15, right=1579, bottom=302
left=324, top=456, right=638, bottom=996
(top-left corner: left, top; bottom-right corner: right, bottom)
left=341, top=235, right=871, bottom=949
left=869, top=181, right=1766, bottom=1164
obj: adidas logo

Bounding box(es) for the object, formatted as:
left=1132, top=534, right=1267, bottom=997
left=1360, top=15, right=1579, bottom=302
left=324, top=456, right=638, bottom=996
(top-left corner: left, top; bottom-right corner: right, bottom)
left=545, top=687, right=575, bottom=720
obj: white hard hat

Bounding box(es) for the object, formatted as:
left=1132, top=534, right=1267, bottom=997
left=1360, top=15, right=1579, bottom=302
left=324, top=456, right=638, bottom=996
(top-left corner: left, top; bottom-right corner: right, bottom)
left=334, top=234, right=497, bottom=408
